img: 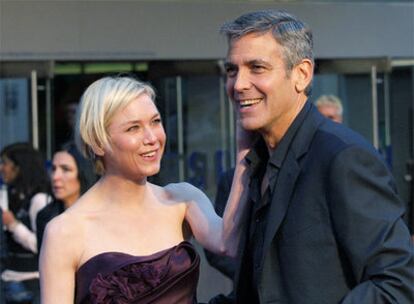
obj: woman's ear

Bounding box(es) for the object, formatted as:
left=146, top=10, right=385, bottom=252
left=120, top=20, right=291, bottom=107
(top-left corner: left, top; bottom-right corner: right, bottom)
left=91, top=145, right=104, bottom=157
left=293, top=59, right=313, bottom=94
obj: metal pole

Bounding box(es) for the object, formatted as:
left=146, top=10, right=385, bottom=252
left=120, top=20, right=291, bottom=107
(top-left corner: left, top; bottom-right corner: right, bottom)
left=31, top=70, right=39, bottom=149
left=228, top=93, right=235, bottom=168
left=219, top=76, right=227, bottom=169
left=45, top=77, right=52, bottom=160
left=371, top=65, right=379, bottom=149
left=176, top=76, right=185, bottom=182
left=383, top=73, right=391, bottom=148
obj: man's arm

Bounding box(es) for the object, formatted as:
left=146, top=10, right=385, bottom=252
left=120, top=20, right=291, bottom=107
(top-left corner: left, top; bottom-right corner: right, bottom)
left=329, top=146, right=414, bottom=303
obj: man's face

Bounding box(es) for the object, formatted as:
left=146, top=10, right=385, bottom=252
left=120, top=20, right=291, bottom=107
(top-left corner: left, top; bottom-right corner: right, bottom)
left=317, top=104, right=342, bottom=123
left=225, top=31, right=303, bottom=137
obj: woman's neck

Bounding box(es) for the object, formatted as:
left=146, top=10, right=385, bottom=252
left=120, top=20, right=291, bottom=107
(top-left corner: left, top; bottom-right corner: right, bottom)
left=93, top=174, right=151, bottom=209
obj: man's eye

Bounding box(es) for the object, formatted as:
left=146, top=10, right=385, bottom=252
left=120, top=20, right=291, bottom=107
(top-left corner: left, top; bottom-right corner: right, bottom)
left=225, top=67, right=237, bottom=77
left=252, top=65, right=265, bottom=72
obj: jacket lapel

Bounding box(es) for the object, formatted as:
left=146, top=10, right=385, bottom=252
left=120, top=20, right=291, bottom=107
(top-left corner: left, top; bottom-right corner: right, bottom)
left=260, top=104, right=325, bottom=265
left=261, top=153, right=300, bottom=258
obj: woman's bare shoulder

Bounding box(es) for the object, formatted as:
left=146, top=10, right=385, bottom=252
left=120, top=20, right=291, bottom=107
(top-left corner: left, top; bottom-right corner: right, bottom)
left=44, top=210, right=84, bottom=244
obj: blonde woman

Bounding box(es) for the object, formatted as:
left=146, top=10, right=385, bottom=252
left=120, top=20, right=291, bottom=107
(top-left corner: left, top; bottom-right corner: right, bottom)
left=39, top=76, right=250, bottom=304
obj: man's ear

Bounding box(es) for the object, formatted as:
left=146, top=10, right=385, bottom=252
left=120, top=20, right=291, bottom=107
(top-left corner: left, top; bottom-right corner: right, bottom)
left=293, top=59, right=313, bottom=93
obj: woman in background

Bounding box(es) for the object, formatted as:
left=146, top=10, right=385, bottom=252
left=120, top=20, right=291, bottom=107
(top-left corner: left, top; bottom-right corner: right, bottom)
left=36, top=142, right=97, bottom=252
left=0, top=143, right=50, bottom=304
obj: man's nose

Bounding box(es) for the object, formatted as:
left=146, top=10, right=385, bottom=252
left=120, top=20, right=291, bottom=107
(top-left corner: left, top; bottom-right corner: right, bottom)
left=233, top=70, right=251, bottom=92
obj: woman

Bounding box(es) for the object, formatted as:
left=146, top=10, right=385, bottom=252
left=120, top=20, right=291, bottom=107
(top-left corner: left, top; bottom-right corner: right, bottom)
left=0, top=143, right=51, bottom=304
left=39, top=76, right=250, bottom=304
left=36, top=142, right=97, bottom=252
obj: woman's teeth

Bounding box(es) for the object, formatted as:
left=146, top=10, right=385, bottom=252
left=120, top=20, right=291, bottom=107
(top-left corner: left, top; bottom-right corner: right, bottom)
left=142, top=151, right=156, bottom=157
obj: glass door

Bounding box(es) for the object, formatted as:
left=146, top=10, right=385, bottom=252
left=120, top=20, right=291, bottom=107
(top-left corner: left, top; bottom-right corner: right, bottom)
left=0, top=61, right=53, bottom=160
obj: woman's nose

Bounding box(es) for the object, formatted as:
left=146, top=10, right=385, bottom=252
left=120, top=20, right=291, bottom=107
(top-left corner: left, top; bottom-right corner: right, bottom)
left=143, top=128, right=157, bottom=145
left=52, top=169, right=61, bottom=181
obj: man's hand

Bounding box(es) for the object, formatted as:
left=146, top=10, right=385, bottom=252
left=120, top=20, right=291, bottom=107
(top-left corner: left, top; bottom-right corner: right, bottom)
left=165, top=182, right=201, bottom=203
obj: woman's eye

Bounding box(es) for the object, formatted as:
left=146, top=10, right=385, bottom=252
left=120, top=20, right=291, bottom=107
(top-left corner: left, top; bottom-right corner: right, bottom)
left=127, top=125, right=139, bottom=132
left=152, top=118, right=162, bottom=125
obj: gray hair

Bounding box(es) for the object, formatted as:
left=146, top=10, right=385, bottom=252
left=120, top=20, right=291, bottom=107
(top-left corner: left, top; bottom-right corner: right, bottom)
left=315, top=94, right=343, bottom=115
left=220, top=10, right=314, bottom=95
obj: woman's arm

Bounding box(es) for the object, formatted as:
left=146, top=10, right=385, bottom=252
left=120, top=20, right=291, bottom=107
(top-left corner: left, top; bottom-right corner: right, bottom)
left=39, top=214, right=80, bottom=304
left=167, top=126, right=254, bottom=257
left=4, top=192, right=50, bottom=253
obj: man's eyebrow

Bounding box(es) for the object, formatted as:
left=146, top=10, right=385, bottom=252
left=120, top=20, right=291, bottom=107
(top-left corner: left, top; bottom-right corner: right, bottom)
left=247, top=59, right=271, bottom=66
left=224, top=61, right=236, bottom=69
left=224, top=59, right=271, bottom=67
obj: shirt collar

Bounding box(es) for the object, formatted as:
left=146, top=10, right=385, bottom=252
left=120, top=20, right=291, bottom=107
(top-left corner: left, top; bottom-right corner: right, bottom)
left=246, top=100, right=311, bottom=172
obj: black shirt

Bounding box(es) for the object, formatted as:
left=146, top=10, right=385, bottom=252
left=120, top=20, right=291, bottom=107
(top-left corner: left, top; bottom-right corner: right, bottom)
left=240, top=102, right=311, bottom=303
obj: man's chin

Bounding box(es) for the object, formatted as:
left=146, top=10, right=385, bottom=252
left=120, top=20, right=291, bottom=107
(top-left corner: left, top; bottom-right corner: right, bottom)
left=241, top=120, right=261, bottom=131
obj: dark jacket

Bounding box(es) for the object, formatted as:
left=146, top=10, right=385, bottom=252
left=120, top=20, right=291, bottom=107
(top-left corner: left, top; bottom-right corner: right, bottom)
left=36, top=200, right=65, bottom=253
left=235, top=103, right=414, bottom=303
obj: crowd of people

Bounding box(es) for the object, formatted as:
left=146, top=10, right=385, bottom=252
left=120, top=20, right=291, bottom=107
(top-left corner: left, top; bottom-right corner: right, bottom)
left=0, top=142, right=97, bottom=303
left=1, top=8, right=413, bottom=304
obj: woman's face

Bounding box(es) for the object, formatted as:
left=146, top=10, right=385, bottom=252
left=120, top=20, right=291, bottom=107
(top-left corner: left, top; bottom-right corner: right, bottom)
left=103, top=94, right=166, bottom=181
left=0, top=155, right=19, bottom=184
left=51, top=151, right=81, bottom=206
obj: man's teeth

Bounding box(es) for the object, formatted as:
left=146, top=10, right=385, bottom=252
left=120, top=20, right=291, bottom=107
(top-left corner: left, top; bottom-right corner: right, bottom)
left=142, top=151, right=156, bottom=157
left=240, top=98, right=262, bottom=106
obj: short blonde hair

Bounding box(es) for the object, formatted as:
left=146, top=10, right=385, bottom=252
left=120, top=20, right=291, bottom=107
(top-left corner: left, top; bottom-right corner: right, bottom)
left=315, top=94, right=343, bottom=115
left=75, top=76, right=156, bottom=160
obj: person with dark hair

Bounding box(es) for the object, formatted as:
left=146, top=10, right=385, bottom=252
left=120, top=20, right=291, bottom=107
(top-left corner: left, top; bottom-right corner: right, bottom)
left=36, top=142, right=97, bottom=253
left=219, top=9, right=414, bottom=304
left=0, top=143, right=51, bottom=304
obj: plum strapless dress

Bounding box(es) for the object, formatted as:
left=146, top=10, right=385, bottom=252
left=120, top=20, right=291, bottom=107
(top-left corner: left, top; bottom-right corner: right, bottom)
left=75, top=241, right=200, bottom=304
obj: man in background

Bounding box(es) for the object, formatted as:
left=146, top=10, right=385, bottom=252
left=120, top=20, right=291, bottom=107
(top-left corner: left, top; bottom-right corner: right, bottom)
left=315, top=94, right=343, bottom=123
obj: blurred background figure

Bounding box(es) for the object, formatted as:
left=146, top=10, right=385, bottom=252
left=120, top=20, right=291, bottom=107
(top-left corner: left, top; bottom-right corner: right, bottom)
left=204, top=168, right=236, bottom=280
left=0, top=143, right=51, bottom=304
left=315, top=94, right=343, bottom=123
left=55, top=100, right=80, bottom=149
left=36, top=141, right=97, bottom=252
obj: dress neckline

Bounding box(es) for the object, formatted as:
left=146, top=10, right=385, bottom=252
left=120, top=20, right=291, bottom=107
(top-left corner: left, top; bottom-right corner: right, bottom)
left=76, top=240, right=191, bottom=274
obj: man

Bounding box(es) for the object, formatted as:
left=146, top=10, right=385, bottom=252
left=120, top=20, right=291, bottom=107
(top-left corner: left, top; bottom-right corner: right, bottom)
left=220, top=10, right=414, bottom=303
left=315, top=94, right=343, bottom=123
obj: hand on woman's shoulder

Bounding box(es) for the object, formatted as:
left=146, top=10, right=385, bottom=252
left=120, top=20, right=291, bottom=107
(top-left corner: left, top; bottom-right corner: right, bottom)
left=164, top=182, right=204, bottom=203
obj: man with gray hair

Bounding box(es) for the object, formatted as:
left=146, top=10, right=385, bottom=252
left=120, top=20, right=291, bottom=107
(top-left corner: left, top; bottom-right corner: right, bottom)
left=218, top=9, right=413, bottom=304
left=315, top=94, right=343, bottom=123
